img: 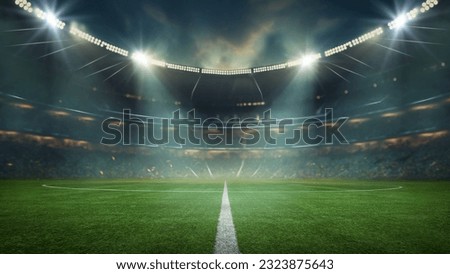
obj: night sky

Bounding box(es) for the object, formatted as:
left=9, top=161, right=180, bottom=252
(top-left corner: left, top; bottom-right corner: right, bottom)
left=23, top=0, right=413, bottom=68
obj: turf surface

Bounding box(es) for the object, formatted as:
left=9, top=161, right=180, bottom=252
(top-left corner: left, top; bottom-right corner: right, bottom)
left=0, top=179, right=223, bottom=253
left=227, top=179, right=450, bottom=253
left=0, top=179, right=449, bottom=253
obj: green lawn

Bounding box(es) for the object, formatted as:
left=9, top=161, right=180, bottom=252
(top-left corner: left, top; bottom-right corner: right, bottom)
left=0, top=179, right=223, bottom=253
left=0, top=179, right=449, bottom=254
left=227, top=179, right=450, bottom=254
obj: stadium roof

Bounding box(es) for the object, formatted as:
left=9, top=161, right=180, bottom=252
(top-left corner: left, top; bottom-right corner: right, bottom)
left=2, top=0, right=446, bottom=115
left=10, top=0, right=440, bottom=73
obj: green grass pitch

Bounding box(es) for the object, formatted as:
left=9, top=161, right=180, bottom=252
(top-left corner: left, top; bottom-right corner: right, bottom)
left=0, top=179, right=449, bottom=253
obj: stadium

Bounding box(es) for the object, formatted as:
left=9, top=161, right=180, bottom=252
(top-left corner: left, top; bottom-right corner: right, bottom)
left=0, top=0, right=449, bottom=254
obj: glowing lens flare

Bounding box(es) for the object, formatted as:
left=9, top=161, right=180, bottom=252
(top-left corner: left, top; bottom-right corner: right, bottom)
left=394, top=14, right=408, bottom=29
left=131, top=52, right=149, bottom=67
left=301, top=54, right=320, bottom=68
left=45, top=12, right=58, bottom=28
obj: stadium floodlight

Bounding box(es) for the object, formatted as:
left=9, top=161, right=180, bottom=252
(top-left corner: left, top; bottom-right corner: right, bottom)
left=389, top=14, right=408, bottom=30
left=131, top=51, right=149, bottom=67
left=45, top=12, right=59, bottom=28
left=301, top=53, right=321, bottom=68
left=301, top=55, right=316, bottom=67
left=394, top=14, right=407, bottom=29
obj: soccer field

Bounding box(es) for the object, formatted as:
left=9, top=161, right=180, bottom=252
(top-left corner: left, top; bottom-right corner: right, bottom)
left=0, top=179, right=449, bottom=254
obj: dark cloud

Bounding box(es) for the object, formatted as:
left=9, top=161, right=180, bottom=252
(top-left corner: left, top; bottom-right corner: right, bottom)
left=143, top=3, right=172, bottom=27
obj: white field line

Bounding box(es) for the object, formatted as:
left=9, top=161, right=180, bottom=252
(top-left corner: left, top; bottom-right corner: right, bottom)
left=42, top=184, right=403, bottom=194
left=244, top=186, right=404, bottom=193
left=214, top=181, right=239, bottom=254
left=41, top=184, right=221, bottom=193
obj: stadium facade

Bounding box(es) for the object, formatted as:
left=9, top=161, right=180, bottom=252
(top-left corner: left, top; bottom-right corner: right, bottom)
left=0, top=0, right=449, bottom=179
